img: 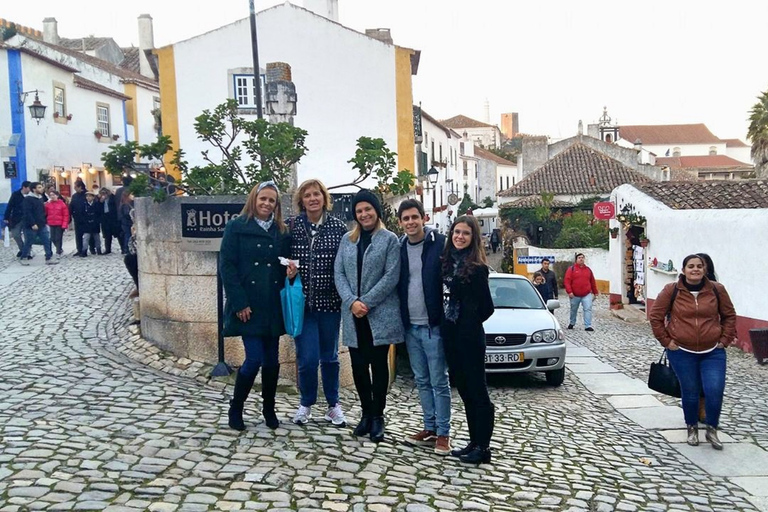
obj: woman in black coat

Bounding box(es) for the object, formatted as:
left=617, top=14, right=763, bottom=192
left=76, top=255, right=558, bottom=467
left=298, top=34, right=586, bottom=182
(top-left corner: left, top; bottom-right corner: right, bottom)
left=441, top=215, right=495, bottom=464
left=99, top=188, right=119, bottom=254
left=220, top=181, right=297, bottom=431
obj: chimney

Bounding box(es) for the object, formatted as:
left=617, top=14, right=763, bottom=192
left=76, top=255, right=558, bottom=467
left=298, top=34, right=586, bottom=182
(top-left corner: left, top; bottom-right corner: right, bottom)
left=302, top=0, right=339, bottom=22
left=483, top=99, right=491, bottom=124
left=634, top=138, right=643, bottom=151
left=137, top=14, right=155, bottom=78
left=365, top=28, right=393, bottom=45
left=578, top=120, right=584, bottom=135
left=43, top=17, right=59, bottom=45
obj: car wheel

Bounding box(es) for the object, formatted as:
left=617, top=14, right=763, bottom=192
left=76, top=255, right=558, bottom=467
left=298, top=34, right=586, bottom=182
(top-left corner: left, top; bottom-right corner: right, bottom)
left=545, top=367, right=565, bottom=387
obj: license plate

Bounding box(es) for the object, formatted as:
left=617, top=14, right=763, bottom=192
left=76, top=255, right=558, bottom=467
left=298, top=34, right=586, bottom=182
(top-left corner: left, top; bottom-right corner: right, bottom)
left=485, top=352, right=524, bottom=364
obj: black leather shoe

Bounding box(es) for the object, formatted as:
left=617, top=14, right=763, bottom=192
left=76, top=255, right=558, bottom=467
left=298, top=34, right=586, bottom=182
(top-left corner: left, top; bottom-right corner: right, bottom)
left=353, top=416, right=372, bottom=437
left=459, top=446, right=491, bottom=465
left=450, top=442, right=477, bottom=458
left=228, top=400, right=245, bottom=431
left=567, top=324, right=574, bottom=330
left=369, top=416, right=385, bottom=443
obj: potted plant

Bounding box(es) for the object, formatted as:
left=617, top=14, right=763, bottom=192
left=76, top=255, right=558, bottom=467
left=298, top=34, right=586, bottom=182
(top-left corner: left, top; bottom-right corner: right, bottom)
left=94, top=129, right=103, bottom=140
left=610, top=227, right=619, bottom=239
left=610, top=298, right=624, bottom=310
left=640, top=233, right=650, bottom=248
left=53, top=112, right=60, bottom=118
left=112, top=134, right=120, bottom=141
left=66, top=114, right=73, bottom=121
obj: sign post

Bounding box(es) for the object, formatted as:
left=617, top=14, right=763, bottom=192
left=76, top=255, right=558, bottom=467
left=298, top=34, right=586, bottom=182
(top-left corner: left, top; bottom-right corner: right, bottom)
left=181, top=202, right=244, bottom=377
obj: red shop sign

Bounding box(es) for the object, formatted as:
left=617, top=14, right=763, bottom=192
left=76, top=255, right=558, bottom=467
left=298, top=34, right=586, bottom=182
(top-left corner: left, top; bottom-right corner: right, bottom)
left=593, top=201, right=615, bottom=220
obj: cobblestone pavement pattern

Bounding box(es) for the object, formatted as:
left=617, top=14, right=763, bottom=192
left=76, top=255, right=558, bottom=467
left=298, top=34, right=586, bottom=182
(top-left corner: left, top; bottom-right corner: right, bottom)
left=0, top=245, right=762, bottom=511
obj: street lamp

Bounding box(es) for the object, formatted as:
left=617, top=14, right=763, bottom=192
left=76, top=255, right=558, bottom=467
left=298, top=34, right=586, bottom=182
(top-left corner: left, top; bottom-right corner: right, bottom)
left=426, top=166, right=439, bottom=188
left=18, top=88, right=47, bottom=124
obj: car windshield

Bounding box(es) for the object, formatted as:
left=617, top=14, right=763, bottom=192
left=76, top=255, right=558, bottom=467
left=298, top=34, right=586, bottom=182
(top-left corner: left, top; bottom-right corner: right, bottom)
left=489, top=277, right=545, bottom=310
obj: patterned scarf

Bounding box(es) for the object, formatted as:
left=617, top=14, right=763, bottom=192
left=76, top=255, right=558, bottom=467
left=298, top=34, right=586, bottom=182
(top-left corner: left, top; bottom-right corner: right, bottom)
left=255, top=213, right=274, bottom=232
left=443, top=247, right=469, bottom=323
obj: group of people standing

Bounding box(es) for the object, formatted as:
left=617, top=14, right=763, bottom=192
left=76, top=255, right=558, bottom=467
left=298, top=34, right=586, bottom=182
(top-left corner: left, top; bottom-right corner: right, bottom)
left=220, top=180, right=496, bottom=464
left=3, top=178, right=135, bottom=264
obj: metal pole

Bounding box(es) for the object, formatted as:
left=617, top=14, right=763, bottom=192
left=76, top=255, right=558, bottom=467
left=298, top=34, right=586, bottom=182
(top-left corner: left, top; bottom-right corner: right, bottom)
left=249, top=0, right=264, bottom=120
left=210, top=252, right=233, bottom=377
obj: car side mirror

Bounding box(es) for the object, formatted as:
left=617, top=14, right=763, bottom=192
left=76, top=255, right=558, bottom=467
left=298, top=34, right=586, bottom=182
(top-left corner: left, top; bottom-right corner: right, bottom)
left=547, top=299, right=560, bottom=311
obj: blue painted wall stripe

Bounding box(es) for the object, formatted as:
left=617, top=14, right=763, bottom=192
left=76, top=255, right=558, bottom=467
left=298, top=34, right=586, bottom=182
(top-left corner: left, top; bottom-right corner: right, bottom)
left=7, top=49, right=26, bottom=192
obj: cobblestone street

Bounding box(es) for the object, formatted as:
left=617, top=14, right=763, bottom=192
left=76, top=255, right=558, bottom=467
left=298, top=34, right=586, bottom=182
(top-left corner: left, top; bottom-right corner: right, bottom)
left=1, top=245, right=766, bottom=511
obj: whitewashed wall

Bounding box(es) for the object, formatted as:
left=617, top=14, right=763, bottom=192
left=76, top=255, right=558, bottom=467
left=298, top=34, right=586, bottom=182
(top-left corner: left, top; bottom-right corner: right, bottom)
left=20, top=54, right=126, bottom=185
left=726, top=146, right=753, bottom=165
left=643, top=142, right=727, bottom=157
left=610, top=184, right=768, bottom=321
left=171, top=4, right=398, bottom=190
left=519, top=242, right=610, bottom=282
left=0, top=50, right=12, bottom=205
left=134, top=85, right=159, bottom=145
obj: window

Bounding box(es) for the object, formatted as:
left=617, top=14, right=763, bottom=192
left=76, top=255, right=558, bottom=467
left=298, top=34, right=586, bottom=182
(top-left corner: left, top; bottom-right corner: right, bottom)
left=709, top=146, right=717, bottom=156
left=431, top=140, right=435, bottom=162
left=499, top=176, right=503, bottom=190
left=463, top=161, right=468, bottom=177
left=439, top=143, right=443, bottom=163
left=96, top=104, right=110, bottom=137
left=673, top=147, right=681, bottom=157
left=233, top=74, right=266, bottom=110
left=54, top=87, right=65, bottom=117
left=460, top=142, right=465, bottom=155
left=506, top=176, right=510, bottom=189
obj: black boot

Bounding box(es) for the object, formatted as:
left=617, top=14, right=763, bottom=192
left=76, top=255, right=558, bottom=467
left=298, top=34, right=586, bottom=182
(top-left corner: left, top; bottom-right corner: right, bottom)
left=369, top=416, right=385, bottom=443
left=229, top=370, right=257, bottom=431
left=450, top=442, right=477, bottom=458
left=261, top=365, right=280, bottom=430
left=459, top=446, right=491, bottom=465
left=353, top=416, right=372, bottom=437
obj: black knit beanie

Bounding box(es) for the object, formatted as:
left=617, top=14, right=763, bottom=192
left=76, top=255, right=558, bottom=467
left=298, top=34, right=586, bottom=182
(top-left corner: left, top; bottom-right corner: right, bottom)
left=350, top=189, right=383, bottom=223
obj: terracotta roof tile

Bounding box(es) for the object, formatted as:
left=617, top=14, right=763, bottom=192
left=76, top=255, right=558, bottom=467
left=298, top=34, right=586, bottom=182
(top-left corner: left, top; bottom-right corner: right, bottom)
left=474, top=146, right=516, bottom=165
left=635, top=180, right=768, bottom=209
left=441, top=115, right=494, bottom=129
left=498, top=143, right=652, bottom=197
left=119, top=47, right=141, bottom=74
left=73, top=76, right=131, bottom=100
left=500, top=195, right=574, bottom=208
left=619, top=124, right=721, bottom=145
left=722, top=138, right=750, bottom=148
left=656, top=155, right=753, bottom=169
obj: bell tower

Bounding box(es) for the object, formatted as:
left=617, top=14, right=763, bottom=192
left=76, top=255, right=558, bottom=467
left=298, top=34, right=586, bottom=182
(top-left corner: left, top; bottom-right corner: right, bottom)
left=598, top=106, right=619, bottom=144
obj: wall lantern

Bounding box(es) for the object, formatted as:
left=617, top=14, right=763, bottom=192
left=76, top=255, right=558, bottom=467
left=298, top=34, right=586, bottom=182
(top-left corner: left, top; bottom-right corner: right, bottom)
left=18, top=87, right=47, bottom=124
left=426, top=166, right=439, bottom=186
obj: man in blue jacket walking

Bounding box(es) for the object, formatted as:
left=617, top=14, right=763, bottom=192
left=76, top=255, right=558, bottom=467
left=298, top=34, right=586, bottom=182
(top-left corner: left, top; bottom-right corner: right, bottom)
left=397, top=199, right=452, bottom=456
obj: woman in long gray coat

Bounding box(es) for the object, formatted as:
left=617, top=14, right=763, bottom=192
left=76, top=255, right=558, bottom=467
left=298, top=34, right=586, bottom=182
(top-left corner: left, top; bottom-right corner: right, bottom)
left=334, top=189, right=403, bottom=443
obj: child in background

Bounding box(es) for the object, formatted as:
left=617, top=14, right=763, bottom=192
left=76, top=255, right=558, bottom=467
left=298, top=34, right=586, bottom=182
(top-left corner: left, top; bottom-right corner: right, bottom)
left=44, top=190, right=69, bottom=259
left=533, top=271, right=553, bottom=301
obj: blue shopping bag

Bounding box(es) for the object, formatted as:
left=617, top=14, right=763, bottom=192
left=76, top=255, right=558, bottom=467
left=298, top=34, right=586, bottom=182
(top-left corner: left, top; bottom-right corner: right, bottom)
left=280, top=275, right=305, bottom=337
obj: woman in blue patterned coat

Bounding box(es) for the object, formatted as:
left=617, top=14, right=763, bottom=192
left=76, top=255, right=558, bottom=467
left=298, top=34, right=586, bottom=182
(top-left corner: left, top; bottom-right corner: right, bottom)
left=220, top=181, right=297, bottom=431
left=289, top=179, right=349, bottom=427
left=334, top=189, right=403, bottom=443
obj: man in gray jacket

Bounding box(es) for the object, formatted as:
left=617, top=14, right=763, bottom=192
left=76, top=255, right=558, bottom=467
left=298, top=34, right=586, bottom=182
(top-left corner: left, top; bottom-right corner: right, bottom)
left=537, top=258, right=559, bottom=299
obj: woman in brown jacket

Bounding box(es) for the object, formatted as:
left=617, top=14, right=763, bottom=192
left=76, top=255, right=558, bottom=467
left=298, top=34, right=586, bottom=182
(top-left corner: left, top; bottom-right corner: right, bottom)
left=649, top=254, right=737, bottom=449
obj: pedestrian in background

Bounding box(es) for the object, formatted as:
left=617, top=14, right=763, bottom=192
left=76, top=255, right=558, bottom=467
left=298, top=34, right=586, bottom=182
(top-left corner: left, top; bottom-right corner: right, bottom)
left=99, top=188, right=119, bottom=254
left=3, top=181, right=31, bottom=258
left=334, top=189, right=402, bottom=443
left=537, top=257, right=559, bottom=300
left=69, top=181, right=88, bottom=257
left=220, top=181, right=294, bottom=431
left=119, top=191, right=135, bottom=253
left=564, top=253, right=599, bottom=331
left=123, top=207, right=140, bottom=299
left=288, top=179, right=348, bottom=428
left=114, top=176, right=133, bottom=254
left=441, top=215, right=495, bottom=464
left=397, top=198, right=452, bottom=456
left=649, top=254, right=736, bottom=450
left=44, top=190, right=69, bottom=259
left=80, top=191, right=103, bottom=256
left=532, top=271, right=553, bottom=301
left=20, top=182, right=56, bottom=266
left=490, top=229, right=501, bottom=254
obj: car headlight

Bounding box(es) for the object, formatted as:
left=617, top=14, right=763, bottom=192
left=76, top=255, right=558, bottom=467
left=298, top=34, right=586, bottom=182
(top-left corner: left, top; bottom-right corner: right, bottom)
left=531, top=329, right=558, bottom=343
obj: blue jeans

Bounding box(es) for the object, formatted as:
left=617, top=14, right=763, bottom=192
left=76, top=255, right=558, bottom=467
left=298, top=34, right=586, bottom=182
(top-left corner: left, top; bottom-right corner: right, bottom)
left=405, top=324, right=451, bottom=436
left=667, top=348, right=726, bottom=428
left=295, top=310, right=341, bottom=407
left=21, top=225, right=52, bottom=260
left=240, top=335, right=279, bottom=380
left=569, top=294, right=593, bottom=328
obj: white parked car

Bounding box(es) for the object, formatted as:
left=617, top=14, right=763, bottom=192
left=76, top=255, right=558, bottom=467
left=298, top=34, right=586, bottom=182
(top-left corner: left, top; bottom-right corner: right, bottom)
left=483, top=273, right=566, bottom=386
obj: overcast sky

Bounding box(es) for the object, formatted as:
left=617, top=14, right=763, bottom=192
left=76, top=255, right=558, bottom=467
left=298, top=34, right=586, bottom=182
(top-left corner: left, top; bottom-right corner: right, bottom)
left=6, top=0, right=767, bottom=141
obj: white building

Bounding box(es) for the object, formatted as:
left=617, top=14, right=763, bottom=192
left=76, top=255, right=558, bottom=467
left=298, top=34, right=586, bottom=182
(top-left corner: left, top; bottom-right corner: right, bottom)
left=154, top=0, right=419, bottom=190
left=0, top=16, right=160, bottom=211
left=441, top=114, right=503, bottom=149
left=608, top=181, right=768, bottom=352
left=474, top=145, right=519, bottom=199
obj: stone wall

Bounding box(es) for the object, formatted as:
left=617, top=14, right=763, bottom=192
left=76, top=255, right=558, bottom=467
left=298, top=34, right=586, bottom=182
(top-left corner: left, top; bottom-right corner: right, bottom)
left=136, top=195, right=353, bottom=386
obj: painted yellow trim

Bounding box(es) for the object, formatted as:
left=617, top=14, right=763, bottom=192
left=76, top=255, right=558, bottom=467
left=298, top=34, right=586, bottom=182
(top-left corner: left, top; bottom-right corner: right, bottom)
left=155, top=46, right=181, bottom=181
left=123, top=83, right=140, bottom=148
left=394, top=47, right=415, bottom=175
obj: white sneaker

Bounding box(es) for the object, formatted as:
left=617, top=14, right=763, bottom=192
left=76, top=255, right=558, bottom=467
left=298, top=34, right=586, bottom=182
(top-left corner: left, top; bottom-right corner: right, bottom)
left=324, top=404, right=347, bottom=427
left=20, top=259, right=30, bottom=266
left=293, top=405, right=312, bottom=425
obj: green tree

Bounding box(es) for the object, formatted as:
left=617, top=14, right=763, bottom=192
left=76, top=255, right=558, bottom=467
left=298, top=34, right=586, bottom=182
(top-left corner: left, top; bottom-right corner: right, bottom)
left=552, top=211, right=609, bottom=250
left=1, top=23, right=17, bottom=41
left=748, top=89, right=768, bottom=178
left=487, top=146, right=518, bottom=164
left=481, top=196, right=495, bottom=208
left=457, top=193, right=480, bottom=216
